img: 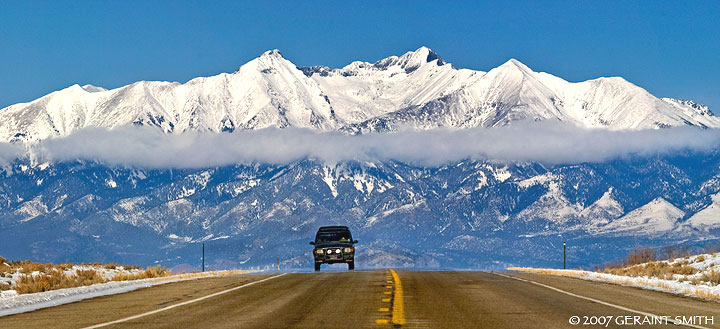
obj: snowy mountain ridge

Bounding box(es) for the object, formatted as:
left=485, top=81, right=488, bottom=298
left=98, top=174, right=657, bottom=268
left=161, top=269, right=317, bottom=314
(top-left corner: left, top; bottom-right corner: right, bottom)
left=1, top=47, right=718, bottom=142
left=2, top=151, right=720, bottom=270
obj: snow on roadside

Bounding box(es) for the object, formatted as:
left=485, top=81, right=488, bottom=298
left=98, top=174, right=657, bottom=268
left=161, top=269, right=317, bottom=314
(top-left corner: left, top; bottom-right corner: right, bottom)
left=0, top=269, right=260, bottom=317
left=0, top=263, right=146, bottom=291
left=509, top=261, right=720, bottom=302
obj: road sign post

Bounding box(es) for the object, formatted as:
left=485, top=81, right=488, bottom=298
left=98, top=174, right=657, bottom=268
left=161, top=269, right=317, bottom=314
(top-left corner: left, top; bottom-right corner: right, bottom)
left=202, top=243, right=205, bottom=272
left=563, top=241, right=566, bottom=269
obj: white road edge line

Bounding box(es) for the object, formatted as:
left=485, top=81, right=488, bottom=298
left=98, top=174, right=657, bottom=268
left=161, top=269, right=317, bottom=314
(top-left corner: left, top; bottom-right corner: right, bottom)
left=493, top=273, right=709, bottom=329
left=82, top=273, right=289, bottom=329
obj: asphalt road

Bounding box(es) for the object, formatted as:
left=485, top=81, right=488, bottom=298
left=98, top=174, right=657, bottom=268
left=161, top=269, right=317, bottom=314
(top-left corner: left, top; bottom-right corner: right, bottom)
left=1, top=270, right=718, bottom=329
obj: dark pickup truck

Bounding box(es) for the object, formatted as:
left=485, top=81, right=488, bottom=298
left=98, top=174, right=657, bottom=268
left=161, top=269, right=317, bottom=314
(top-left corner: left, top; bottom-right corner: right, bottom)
left=310, top=226, right=357, bottom=271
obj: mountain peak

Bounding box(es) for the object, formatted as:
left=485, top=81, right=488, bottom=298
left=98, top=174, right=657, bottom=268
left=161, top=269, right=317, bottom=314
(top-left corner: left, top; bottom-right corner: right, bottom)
left=482, top=58, right=537, bottom=83
left=61, top=84, right=91, bottom=94
left=261, top=49, right=284, bottom=58
left=498, top=58, right=533, bottom=73
left=241, top=49, right=293, bottom=73
left=662, top=98, right=714, bottom=117
left=371, top=46, right=446, bottom=73
left=402, top=46, right=445, bottom=64
left=405, top=46, right=438, bottom=59
left=81, top=84, right=106, bottom=93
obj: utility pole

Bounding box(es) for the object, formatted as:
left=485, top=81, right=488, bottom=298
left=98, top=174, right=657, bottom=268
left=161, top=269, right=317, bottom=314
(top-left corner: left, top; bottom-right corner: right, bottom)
left=276, top=257, right=280, bottom=272
left=202, top=243, right=205, bottom=272
left=563, top=241, right=566, bottom=270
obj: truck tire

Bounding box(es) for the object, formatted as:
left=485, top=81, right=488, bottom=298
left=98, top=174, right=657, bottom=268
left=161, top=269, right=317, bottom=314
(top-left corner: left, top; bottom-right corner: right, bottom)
left=314, top=263, right=321, bottom=271
left=348, top=261, right=355, bottom=270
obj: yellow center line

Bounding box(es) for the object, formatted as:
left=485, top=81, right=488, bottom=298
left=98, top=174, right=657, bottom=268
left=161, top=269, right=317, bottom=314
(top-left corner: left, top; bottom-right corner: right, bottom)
left=390, top=269, right=406, bottom=326
left=376, top=271, right=395, bottom=326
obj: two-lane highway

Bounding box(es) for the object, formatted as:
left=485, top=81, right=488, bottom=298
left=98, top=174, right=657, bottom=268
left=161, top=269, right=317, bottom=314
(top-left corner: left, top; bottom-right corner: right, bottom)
left=0, top=271, right=718, bottom=329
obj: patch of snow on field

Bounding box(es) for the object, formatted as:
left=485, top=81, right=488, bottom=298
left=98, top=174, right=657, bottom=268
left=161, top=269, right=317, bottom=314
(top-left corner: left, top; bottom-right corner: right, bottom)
left=0, top=270, right=258, bottom=317
left=509, top=252, right=720, bottom=302
left=0, top=264, right=145, bottom=291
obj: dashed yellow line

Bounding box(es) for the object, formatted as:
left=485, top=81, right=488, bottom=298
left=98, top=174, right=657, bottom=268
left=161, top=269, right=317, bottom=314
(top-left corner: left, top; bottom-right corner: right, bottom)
left=390, top=269, right=406, bottom=326
left=376, top=271, right=392, bottom=325
left=377, top=270, right=406, bottom=326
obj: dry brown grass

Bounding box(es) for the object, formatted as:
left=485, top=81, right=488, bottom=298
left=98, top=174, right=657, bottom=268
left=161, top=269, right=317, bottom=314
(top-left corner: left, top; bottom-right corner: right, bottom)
left=601, top=247, right=659, bottom=271
left=0, top=259, right=64, bottom=274
left=603, top=260, right=699, bottom=278
left=12, top=269, right=108, bottom=294
left=0, top=262, right=10, bottom=274
left=0, top=281, right=11, bottom=291
left=662, top=245, right=691, bottom=260
left=109, top=273, right=137, bottom=281
left=111, top=265, right=170, bottom=281
left=0, top=257, right=140, bottom=276
left=56, top=263, right=74, bottom=271
left=701, top=270, right=720, bottom=285
left=11, top=265, right=172, bottom=294
left=0, top=256, right=173, bottom=295
left=103, top=263, right=119, bottom=270
left=17, top=261, right=50, bottom=274
left=625, top=247, right=657, bottom=266
left=74, top=269, right=107, bottom=286
left=696, top=255, right=705, bottom=262
left=144, top=265, right=171, bottom=278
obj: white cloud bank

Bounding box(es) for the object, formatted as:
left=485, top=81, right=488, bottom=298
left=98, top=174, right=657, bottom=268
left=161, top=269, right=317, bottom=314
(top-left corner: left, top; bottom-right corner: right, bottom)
left=2, top=122, right=720, bottom=169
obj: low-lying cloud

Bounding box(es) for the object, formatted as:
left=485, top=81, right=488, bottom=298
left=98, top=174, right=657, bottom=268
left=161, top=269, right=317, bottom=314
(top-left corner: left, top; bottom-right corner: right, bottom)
left=3, top=123, right=720, bottom=169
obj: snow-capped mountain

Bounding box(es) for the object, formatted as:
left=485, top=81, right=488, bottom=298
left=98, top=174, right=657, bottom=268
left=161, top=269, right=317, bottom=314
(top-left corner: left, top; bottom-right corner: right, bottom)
left=685, top=192, right=720, bottom=231
left=1, top=151, right=720, bottom=270
left=1, top=47, right=718, bottom=142
left=595, top=197, right=685, bottom=236
left=0, top=50, right=339, bottom=142
left=2, top=47, right=719, bottom=270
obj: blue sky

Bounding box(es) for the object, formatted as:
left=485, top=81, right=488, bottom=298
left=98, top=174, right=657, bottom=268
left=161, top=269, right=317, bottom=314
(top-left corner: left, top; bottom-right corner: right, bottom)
left=1, top=1, right=718, bottom=112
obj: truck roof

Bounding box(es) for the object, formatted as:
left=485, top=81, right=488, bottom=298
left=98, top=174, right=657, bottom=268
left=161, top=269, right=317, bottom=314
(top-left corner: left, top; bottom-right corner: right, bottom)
left=317, top=226, right=350, bottom=231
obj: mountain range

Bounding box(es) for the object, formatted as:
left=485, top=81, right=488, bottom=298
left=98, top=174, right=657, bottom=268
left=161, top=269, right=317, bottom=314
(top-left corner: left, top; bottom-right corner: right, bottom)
left=1, top=154, right=719, bottom=270
left=0, top=47, right=719, bottom=270
left=1, top=47, right=718, bottom=142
